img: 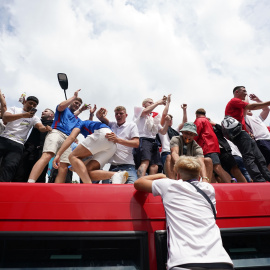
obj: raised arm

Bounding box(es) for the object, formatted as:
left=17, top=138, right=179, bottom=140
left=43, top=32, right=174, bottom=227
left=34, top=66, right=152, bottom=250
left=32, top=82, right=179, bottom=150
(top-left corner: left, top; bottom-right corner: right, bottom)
left=74, top=103, right=91, bottom=117
left=249, top=94, right=269, bottom=121
left=159, top=115, right=171, bottom=135
left=141, top=97, right=166, bottom=117
left=58, top=89, right=81, bottom=112
left=245, top=100, right=270, bottom=112
left=53, top=128, right=81, bottom=169
left=160, top=94, right=171, bottom=126
left=134, top=173, right=166, bottom=193
left=89, top=104, right=97, bottom=120
left=96, top=107, right=109, bottom=125
left=0, top=90, right=7, bottom=120
left=178, top=104, right=187, bottom=131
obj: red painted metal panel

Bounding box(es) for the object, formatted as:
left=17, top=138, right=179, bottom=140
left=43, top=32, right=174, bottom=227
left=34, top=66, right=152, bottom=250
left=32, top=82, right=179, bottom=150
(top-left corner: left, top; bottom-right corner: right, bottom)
left=1, top=182, right=270, bottom=270
left=1, top=183, right=270, bottom=223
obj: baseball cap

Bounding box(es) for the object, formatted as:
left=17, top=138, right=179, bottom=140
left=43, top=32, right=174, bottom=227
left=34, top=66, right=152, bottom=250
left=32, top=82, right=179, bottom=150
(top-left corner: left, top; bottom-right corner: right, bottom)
left=26, top=96, right=39, bottom=105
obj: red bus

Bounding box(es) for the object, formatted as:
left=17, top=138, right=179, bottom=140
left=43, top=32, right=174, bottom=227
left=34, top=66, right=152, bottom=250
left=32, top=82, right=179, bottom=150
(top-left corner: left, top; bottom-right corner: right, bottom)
left=0, top=182, right=270, bottom=269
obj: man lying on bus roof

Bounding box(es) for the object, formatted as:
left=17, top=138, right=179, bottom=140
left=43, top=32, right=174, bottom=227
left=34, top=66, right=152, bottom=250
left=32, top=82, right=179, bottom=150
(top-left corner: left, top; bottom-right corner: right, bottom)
left=53, top=119, right=129, bottom=184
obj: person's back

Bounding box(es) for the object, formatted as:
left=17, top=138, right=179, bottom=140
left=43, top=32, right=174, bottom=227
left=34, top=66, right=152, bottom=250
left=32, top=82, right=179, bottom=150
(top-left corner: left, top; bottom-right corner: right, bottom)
left=194, top=112, right=219, bottom=155
left=153, top=179, right=231, bottom=269
left=134, top=156, right=233, bottom=270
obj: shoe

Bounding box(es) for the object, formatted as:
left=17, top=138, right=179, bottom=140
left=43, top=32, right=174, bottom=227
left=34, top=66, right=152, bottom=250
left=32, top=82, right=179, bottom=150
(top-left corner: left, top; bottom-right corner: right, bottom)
left=231, top=178, right=237, bottom=183
left=110, top=171, right=129, bottom=184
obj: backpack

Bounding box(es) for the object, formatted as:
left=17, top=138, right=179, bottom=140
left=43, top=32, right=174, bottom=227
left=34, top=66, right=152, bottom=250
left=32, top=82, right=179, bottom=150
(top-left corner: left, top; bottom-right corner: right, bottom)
left=221, top=116, right=242, bottom=140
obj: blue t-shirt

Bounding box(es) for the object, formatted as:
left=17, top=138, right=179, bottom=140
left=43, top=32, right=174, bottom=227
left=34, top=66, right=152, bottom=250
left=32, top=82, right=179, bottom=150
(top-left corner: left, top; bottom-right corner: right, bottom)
left=52, top=106, right=81, bottom=136
left=79, top=120, right=111, bottom=138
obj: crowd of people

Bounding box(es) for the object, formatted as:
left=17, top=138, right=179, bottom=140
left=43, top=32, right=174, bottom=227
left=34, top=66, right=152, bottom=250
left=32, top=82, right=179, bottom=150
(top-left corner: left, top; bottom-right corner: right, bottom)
left=0, top=86, right=270, bottom=184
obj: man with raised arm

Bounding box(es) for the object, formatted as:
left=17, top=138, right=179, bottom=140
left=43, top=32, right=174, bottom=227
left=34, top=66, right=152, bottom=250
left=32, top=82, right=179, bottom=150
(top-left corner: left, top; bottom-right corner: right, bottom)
left=134, top=156, right=234, bottom=270
left=178, top=103, right=188, bottom=132
left=157, top=94, right=179, bottom=168
left=96, top=105, right=139, bottom=183
left=224, top=86, right=270, bottom=182
left=245, top=94, right=270, bottom=171
left=28, top=89, right=82, bottom=183
left=133, top=96, right=170, bottom=177
left=0, top=96, right=52, bottom=182
left=0, top=89, right=7, bottom=134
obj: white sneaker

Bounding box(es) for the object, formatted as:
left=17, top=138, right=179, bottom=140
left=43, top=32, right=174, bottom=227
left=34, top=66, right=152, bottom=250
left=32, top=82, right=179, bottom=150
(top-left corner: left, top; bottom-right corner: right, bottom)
left=110, top=171, right=129, bottom=184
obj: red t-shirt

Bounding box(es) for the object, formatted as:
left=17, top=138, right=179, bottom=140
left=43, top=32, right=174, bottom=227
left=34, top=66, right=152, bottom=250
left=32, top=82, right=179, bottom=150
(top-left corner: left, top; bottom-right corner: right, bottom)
left=194, top=116, right=220, bottom=155
left=225, top=98, right=248, bottom=131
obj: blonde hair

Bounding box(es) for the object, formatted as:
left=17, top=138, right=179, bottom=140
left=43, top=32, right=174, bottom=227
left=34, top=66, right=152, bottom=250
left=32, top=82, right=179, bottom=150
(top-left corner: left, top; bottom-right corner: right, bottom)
left=142, top=98, right=153, bottom=107
left=174, top=156, right=201, bottom=180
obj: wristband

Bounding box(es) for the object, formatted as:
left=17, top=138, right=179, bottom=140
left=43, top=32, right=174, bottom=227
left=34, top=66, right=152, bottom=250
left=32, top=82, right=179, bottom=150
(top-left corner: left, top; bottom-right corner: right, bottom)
left=202, top=176, right=210, bottom=182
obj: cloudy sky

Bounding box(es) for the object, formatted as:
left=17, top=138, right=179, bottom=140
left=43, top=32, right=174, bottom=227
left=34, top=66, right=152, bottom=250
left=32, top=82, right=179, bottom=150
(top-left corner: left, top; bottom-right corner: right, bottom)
left=1, top=0, right=270, bottom=129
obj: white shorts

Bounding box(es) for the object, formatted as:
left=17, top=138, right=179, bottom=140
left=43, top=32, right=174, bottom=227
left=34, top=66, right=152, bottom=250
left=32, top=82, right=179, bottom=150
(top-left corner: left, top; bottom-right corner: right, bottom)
left=80, top=128, right=116, bottom=168
left=43, top=129, right=72, bottom=164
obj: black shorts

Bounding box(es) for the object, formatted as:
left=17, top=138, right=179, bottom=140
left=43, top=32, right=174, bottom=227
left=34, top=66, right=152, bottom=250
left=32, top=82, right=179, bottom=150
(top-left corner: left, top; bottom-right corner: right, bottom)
left=133, top=137, right=162, bottom=168
left=219, top=148, right=237, bottom=172
left=204, top=152, right=220, bottom=165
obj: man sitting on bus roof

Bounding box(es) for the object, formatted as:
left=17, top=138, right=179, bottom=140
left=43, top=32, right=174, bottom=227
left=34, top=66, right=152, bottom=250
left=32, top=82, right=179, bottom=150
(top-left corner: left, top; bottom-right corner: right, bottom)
left=96, top=105, right=139, bottom=184
left=165, top=122, right=213, bottom=182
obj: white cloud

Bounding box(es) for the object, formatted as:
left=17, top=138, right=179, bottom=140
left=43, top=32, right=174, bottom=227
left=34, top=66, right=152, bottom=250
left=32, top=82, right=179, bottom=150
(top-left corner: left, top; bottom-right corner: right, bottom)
left=1, top=0, right=270, bottom=127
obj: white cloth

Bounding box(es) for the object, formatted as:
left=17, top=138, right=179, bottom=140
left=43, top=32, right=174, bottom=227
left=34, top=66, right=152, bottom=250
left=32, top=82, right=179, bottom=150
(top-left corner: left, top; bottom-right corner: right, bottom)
left=0, top=119, right=5, bottom=134
left=226, top=138, right=242, bottom=157
left=245, top=115, right=270, bottom=141
left=108, top=121, right=139, bottom=165
left=0, top=107, right=41, bottom=144
left=133, top=106, right=161, bottom=139
left=81, top=128, right=117, bottom=168
left=152, top=178, right=233, bottom=270
left=158, top=132, right=170, bottom=152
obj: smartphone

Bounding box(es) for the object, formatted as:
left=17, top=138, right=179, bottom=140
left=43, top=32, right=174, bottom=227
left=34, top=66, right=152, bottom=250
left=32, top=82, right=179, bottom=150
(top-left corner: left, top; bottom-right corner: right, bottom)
left=30, top=108, right=37, bottom=113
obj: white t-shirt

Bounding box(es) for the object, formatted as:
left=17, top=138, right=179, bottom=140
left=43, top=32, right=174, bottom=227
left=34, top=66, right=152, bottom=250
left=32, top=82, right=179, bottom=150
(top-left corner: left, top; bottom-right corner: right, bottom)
left=133, top=106, right=161, bottom=139
left=0, top=106, right=41, bottom=144
left=152, top=178, right=233, bottom=269
left=158, top=132, right=170, bottom=153
left=0, top=119, right=5, bottom=134
left=226, top=138, right=242, bottom=157
left=108, top=121, right=139, bottom=165
left=245, top=115, right=270, bottom=141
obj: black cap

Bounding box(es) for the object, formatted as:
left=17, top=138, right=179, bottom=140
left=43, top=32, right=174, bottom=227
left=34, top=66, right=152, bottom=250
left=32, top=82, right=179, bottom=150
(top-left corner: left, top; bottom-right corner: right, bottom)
left=26, top=96, right=39, bottom=105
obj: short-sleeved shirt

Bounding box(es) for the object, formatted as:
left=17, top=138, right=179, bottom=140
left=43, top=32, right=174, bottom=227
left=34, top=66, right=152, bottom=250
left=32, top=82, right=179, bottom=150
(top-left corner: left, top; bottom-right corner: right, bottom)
left=51, top=106, right=81, bottom=136
left=225, top=98, right=248, bottom=131
left=79, top=120, right=111, bottom=138
left=152, top=178, right=233, bottom=269
left=0, top=106, right=41, bottom=144
left=133, top=106, right=161, bottom=139
left=194, top=116, right=220, bottom=155
left=170, top=135, right=204, bottom=157
left=245, top=115, right=270, bottom=141
left=108, top=121, right=139, bottom=165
